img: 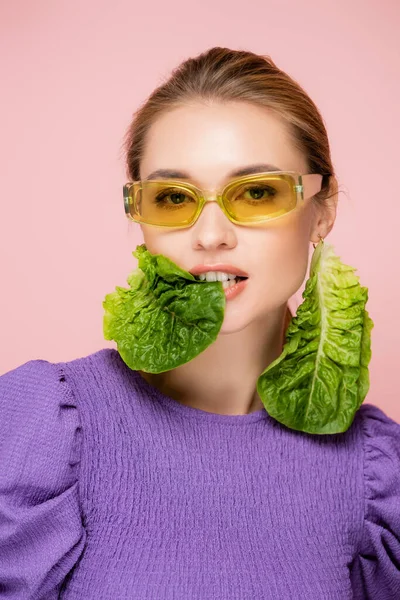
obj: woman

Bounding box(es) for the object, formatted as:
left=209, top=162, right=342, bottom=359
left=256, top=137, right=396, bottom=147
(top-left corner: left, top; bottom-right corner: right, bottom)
left=1, top=47, right=399, bottom=599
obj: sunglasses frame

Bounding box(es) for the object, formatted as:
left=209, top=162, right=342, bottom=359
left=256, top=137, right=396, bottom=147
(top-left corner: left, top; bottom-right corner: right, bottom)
left=123, top=171, right=324, bottom=228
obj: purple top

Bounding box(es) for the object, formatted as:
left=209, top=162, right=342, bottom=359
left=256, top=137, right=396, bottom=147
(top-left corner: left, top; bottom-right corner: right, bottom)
left=1, top=348, right=400, bottom=599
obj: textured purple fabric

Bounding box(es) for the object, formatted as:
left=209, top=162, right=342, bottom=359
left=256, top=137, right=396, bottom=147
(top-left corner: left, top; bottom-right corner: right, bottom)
left=1, top=348, right=400, bottom=599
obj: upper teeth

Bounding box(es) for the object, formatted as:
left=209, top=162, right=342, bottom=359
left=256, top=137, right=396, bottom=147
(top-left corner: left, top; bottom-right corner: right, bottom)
left=197, top=271, right=238, bottom=282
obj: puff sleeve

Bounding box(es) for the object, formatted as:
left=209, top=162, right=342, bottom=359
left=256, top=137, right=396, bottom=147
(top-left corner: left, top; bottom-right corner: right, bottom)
left=351, top=403, right=400, bottom=599
left=0, top=359, right=87, bottom=599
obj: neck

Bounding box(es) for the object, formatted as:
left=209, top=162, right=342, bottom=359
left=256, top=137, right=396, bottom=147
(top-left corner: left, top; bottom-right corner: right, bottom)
left=139, top=303, right=290, bottom=416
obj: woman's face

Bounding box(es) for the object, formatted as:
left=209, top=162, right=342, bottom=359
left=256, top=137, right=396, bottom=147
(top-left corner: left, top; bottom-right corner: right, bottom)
left=138, top=100, right=321, bottom=333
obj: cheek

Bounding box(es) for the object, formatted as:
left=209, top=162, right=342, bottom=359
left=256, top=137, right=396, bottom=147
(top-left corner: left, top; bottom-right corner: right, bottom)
left=251, top=221, right=310, bottom=307
left=140, top=226, right=157, bottom=253
left=139, top=225, right=188, bottom=264
left=139, top=225, right=167, bottom=253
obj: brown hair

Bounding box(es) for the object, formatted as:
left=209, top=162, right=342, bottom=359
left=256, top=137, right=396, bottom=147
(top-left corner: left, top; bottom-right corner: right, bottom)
left=123, top=46, right=339, bottom=336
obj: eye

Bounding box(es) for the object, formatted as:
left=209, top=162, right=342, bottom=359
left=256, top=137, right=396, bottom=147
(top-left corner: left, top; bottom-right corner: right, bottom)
left=154, top=188, right=196, bottom=206
left=243, top=185, right=277, bottom=200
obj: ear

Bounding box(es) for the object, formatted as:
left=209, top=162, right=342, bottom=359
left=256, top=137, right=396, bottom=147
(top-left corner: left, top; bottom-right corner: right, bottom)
left=310, top=175, right=339, bottom=243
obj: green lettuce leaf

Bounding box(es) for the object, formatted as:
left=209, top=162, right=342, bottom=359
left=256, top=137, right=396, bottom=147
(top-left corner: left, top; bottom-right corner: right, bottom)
left=256, top=241, right=374, bottom=434
left=103, top=244, right=226, bottom=373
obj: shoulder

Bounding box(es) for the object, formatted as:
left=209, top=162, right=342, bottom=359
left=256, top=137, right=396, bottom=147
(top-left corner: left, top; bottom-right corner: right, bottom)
left=355, top=402, right=400, bottom=515
left=58, top=346, right=131, bottom=385
left=356, top=401, right=400, bottom=465
left=0, top=346, right=124, bottom=439
left=58, top=347, right=146, bottom=415
left=0, top=355, right=91, bottom=595
left=0, top=356, right=85, bottom=489
left=350, top=402, right=400, bottom=598
left=0, top=346, right=119, bottom=394
left=357, top=400, right=400, bottom=429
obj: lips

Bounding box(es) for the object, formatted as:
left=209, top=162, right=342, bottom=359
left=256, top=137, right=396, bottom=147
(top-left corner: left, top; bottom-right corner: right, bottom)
left=189, top=263, right=249, bottom=278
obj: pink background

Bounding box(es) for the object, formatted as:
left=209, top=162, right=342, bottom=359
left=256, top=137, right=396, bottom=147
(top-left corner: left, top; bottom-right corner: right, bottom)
left=1, top=1, right=399, bottom=419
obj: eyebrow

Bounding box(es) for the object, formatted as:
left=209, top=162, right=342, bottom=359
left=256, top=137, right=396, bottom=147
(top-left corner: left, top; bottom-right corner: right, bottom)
left=144, top=163, right=283, bottom=181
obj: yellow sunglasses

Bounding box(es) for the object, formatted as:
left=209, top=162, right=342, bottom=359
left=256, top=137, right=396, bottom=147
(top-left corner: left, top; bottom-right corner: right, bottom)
left=123, top=171, right=324, bottom=228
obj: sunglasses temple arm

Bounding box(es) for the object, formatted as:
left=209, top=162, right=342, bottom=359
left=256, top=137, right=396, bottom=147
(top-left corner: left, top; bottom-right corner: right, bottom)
left=301, top=174, right=323, bottom=199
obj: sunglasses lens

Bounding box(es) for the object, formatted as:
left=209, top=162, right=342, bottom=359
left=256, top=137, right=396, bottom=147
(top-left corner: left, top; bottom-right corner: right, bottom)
left=224, top=174, right=296, bottom=222
left=134, top=182, right=199, bottom=226
left=129, top=174, right=297, bottom=226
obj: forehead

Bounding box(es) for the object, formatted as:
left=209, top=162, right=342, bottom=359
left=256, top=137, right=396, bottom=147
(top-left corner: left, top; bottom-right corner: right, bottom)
left=140, top=101, right=308, bottom=185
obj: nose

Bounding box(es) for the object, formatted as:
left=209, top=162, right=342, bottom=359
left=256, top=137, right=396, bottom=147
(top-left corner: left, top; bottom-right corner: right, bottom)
left=191, top=199, right=237, bottom=251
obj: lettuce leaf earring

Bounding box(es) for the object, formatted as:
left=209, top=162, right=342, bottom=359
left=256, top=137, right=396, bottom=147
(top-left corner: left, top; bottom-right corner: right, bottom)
left=103, top=239, right=373, bottom=435
left=256, top=235, right=374, bottom=434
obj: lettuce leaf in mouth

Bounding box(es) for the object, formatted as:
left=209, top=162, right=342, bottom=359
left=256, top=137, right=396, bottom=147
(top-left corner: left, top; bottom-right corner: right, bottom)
left=256, top=241, right=374, bottom=434
left=103, top=244, right=226, bottom=373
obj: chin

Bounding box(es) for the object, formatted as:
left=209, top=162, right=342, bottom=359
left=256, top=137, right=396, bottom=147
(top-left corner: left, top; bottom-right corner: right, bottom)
left=217, top=308, right=254, bottom=334
left=218, top=293, right=283, bottom=336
